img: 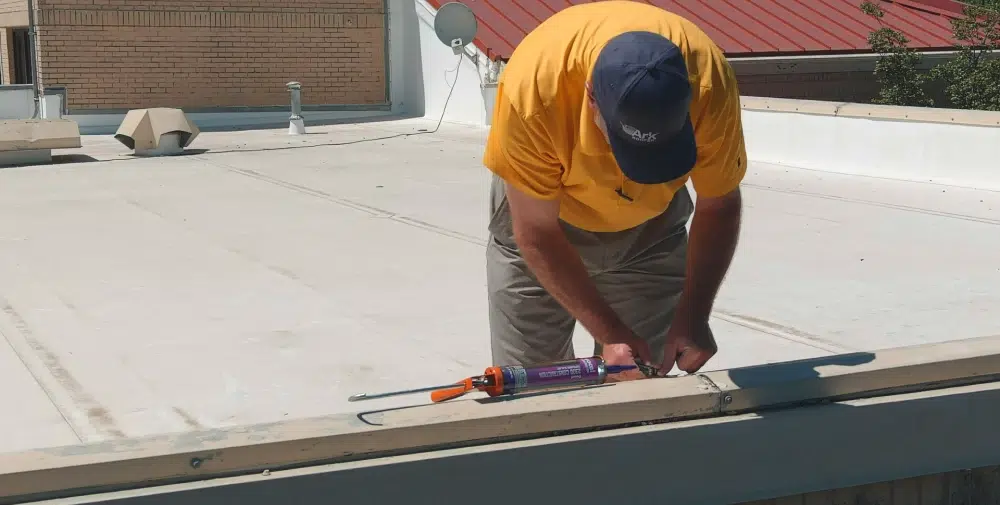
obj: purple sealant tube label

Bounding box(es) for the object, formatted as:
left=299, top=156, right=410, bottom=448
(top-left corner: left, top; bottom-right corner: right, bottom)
left=500, top=357, right=604, bottom=395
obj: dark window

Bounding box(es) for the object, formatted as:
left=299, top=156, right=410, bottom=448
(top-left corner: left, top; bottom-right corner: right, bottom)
left=11, top=28, right=33, bottom=85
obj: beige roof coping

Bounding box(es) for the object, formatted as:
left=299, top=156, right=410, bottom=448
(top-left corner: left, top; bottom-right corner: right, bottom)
left=2, top=335, right=1000, bottom=501
left=741, top=96, right=1000, bottom=127
left=0, top=119, right=81, bottom=152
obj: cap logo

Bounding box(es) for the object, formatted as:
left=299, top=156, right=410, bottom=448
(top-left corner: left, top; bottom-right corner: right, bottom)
left=621, top=123, right=658, bottom=143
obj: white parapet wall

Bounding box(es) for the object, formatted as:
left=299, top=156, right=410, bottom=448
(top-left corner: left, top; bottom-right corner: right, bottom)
left=741, top=96, right=1000, bottom=190
left=395, top=0, right=499, bottom=126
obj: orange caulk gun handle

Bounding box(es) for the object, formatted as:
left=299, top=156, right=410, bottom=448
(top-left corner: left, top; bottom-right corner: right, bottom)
left=430, top=377, right=476, bottom=403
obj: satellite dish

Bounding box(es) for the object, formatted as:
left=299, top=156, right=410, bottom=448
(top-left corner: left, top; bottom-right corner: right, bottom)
left=434, top=2, right=478, bottom=54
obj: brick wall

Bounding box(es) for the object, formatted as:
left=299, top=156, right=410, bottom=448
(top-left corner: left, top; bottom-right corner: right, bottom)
left=0, top=0, right=26, bottom=84
left=33, top=0, right=387, bottom=110
left=737, top=71, right=882, bottom=103
left=0, top=28, right=11, bottom=84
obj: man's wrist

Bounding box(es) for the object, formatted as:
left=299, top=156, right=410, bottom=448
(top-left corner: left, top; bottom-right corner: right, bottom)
left=674, top=294, right=712, bottom=327
left=672, top=297, right=717, bottom=351
left=588, top=310, right=633, bottom=346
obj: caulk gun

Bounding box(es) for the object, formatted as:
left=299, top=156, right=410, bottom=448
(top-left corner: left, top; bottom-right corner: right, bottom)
left=348, top=356, right=662, bottom=404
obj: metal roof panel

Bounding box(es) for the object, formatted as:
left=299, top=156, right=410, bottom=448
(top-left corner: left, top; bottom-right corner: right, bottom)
left=423, top=0, right=965, bottom=59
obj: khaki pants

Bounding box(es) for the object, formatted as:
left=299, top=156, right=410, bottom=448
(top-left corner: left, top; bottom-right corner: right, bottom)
left=486, top=175, right=693, bottom=367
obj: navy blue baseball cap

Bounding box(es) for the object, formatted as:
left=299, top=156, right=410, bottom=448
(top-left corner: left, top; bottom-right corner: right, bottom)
left=591, top=31, right=696, bottom=185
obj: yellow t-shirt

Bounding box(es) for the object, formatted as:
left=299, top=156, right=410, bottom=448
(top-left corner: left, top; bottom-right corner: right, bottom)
left=483, top=1, right=747, bottom=233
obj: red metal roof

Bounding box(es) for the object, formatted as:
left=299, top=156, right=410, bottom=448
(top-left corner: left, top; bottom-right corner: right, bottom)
left=424, top=0, right=967, bottom=60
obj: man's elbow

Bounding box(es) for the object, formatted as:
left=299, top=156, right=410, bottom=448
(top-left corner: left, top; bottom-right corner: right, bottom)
left=512, top=221, right=557, bottom=257
left=696, top=185, right=742, bottom=216
left=504, top=181, right=565, bottom=254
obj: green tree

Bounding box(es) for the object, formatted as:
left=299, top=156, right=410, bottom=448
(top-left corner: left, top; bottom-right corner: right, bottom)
left=929, top=1, right=1000, bottom=110
left=860, top=0, right=934, bottom=107
left=965, top=0, right=1000, bottom=10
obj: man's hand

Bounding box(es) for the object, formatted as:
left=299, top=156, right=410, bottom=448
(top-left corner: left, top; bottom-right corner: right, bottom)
left=602, top=341, right=652, bottom=382
left=660, top=314, right=718, bottom=374
left=602, top=326, right=654, bottom=366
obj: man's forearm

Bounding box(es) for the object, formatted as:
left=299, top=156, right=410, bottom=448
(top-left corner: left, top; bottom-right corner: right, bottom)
left=515, top=230, right=627, bottom=343
left=677, top=188, right=743, bottom=323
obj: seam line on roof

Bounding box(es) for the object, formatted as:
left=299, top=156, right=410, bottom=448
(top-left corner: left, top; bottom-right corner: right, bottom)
left=664, top=2, right=748, bottom=53
left=892, top=0, right=965, bottom=17
left=0, top=303, right=85, bottom=444
left=711, top=311, right=853, bottom=353
left=818, top=0, right=862, bottom=48
left=880, top=1, right=955, bottom=47
left=516, top=0, right=545, bottom=24
left=756, top=162, right=1000, bottom=194
left=482, top=0, right=524, bottom=49
left=806, top=0, right=869, bottom=49
left=830, top=0, right=884, bottom=46
left=699, top=0, right=762, bottom=53
left=203, top=159, right=489, bottom=245
left=751, top=0, right=812, bottom=51
left=728, top=0, right=804, bottom=52
left=773, top=0, right=849, bottom=50
left=742, top=182, right=1000, bottom=226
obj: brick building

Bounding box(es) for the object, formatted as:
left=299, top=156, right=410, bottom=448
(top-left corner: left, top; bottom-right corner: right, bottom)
left=0, top=0, right=388, bottom=112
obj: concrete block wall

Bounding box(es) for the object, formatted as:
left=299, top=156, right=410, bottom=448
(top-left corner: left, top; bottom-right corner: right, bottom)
left=730, top=53, right=956, bottom=106
left=31, top=0, right=388, bottom=110
left=737, top=70, right=882, bottom=103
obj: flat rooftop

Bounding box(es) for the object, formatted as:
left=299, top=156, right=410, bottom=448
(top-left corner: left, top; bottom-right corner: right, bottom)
left=1, top=117, right=998, bottom=454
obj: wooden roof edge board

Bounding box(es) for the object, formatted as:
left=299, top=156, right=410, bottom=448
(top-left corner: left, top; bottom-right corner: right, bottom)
left=741, top=95, right=1000, bottom=127
left=3, top=334, right=1000, bottom=502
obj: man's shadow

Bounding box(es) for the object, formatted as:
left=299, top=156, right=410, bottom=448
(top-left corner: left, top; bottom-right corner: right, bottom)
left=715, top=351, right=877, bottom=413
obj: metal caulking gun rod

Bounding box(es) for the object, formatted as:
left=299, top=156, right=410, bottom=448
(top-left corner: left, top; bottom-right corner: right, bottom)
left=348, top=382, right=483, bottom=402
